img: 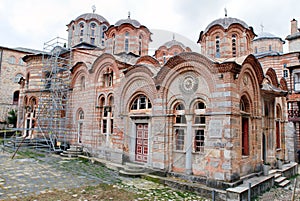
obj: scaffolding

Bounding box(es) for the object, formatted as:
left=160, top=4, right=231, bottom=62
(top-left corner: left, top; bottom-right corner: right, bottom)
left=35, top=37, right=73, bottom=152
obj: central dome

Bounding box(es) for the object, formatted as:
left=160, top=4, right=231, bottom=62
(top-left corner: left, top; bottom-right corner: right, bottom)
left=204, top=17, right=249, bottom=33
left=115, top=16, right=141, bottom=28
left=75, top=13, right=108, bottom=23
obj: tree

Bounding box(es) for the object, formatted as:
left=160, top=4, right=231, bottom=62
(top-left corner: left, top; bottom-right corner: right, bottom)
left=7, top=109, right=17, bottom=127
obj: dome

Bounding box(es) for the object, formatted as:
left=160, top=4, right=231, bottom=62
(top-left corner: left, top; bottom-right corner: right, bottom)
left=162, top=39, right=186, bottom=49
left=149, top=29, right=200, bottom=55
left=204, top=17, right=250, bottom=33
left=75, top=13, right=108, bottom=23
left=254, top=32, right=284, bottom=43
left=115, top=16, right=141, bottom=28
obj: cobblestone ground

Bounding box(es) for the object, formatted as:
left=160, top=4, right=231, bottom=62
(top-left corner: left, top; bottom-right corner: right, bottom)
left=253, top=166, right=299, bottom=201
left=0, top=149, right=207, bottom=201
left=1, top=148, right=300, bottom=201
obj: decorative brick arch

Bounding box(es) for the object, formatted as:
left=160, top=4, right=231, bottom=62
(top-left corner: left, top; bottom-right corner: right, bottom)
left=280, top=77, right=288, bottom=91
left=91, top=54, right=119, bottom=85
left=238, top=60, right=263, bottom=117
left=242, top=55, right=264, bottom=85
left=266, top=68, right=279, bottom=87
left=136, top=56, right=160, bottom=67
left=156, top=52, right=217, bottom=100
left=125, top=65, right=154, bottom=78
left=71, top=62, right=88, bottom=88
left=119, top=72, right=156, bottom=114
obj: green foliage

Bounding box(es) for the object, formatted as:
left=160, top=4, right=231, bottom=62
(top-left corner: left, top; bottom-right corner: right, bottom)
left=7, top=109, right=17, bottom=127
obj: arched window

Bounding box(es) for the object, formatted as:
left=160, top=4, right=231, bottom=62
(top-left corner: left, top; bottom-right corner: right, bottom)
left=108, top=95, right=114, bottom=134
left=13, top=90, right=19, bottom=105
left=193, top=101, right=206, bottom=152
left=98, top=94, right=114, bottom=140
left=28, top=97, right=37, bottom=113
left=240, top=96, right=250, bottom=156
left=98, top=95, right=105, bottom=132
left=215, top=36, right=220, bottom=58
left=24, top=96, right=37, bottom=138
left=232, top=34, right=237, bottom=57
left=125, top=32, right=129, bottom=53
left=79, top=22, right=84, bottom=36
left=90, top=22, right=96, bottom=45
left=90, top=22, right=96, bottom=36
left=79, top=22, right=84, bottom=42
left=174, top=102, right=186, bottom=151
left=78, top=110, right=84, bottom=119
left=130, top=95, right=152, bottom=111
left=101, top=26, right=107, bottom=46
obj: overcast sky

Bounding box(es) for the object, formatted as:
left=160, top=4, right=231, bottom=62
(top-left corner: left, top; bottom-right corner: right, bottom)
left=0, top=0, right=299, bottom=52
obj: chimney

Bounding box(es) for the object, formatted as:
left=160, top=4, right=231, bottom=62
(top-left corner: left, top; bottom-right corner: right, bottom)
left=291, top=19, right=298, bottom=35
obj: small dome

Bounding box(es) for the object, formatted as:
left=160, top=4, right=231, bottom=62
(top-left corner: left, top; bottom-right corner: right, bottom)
left=254, top=32, right=284, bottom=43
left=204, top=17, right=249, bottom=33
left=162, top=39, right=186, bottom=49
left=75, top=13, right=108, bottom=23
left=115, top=16, right=141, bottom=28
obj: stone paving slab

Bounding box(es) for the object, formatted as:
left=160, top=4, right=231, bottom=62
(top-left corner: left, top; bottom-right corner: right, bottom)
left=0, top=151, right=116, bottom=200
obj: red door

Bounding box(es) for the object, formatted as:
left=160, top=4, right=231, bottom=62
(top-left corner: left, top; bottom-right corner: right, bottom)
left=135, top=124, right=148, bottom=162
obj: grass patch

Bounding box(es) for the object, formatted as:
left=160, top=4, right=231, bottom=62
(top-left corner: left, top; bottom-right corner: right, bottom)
left=289, top=173, right=299, bottom=180
left=14, top=149, right=46, bottom=159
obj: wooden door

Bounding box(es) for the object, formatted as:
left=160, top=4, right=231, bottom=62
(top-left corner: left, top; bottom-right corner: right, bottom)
left=135, top=124, right=148, bottom=162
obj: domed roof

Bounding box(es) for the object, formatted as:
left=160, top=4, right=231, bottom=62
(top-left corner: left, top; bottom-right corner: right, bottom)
left=115, top=15, right=141, bottom=28
left=204, top=17, right=249, bottom=33
left=253, top=32, right=284, bottom=42
left=162, top=39, right=186, bottom=49
left=75, top=13, right=108, bottom=23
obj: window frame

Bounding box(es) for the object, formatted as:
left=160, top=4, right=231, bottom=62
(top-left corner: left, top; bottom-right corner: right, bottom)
left=130, top=95, right=152, bottom=111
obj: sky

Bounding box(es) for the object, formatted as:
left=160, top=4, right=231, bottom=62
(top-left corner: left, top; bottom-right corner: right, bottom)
left=0, top=0, right=299, bottom=52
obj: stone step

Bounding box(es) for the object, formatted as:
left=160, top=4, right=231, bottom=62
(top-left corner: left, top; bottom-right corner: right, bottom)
left=123, top=167, right=145, bottom=174
left=60, top=152, right=79, bottom=158
left=119, top=169, right=145, bottom=177
left=64, top=150, right=83, bottom=154
left=278, top=179, right=290, bottom=187
left=275, top=176, right=286, bottom=184
left=268, top=169, right=277, bottom=175
left=274, top=173, right=281, bottom=179
left=68, top=146, right=83, bottom=152
left=124, top=162, right=145, bottom=170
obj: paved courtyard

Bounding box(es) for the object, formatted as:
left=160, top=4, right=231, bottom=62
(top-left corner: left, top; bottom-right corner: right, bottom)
left=0, top=148, right=206, bottom=200
left=0, top=147, right=299, bottom=201
left=0, top=151, right=119, bottom=200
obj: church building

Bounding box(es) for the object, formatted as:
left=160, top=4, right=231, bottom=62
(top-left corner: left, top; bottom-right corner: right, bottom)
left=17, top=10, right=298, bottom=189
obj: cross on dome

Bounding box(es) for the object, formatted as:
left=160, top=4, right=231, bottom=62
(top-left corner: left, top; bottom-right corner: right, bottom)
left=92, top=5, right=96, bottom=13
